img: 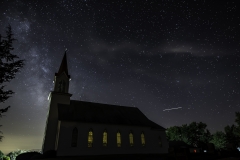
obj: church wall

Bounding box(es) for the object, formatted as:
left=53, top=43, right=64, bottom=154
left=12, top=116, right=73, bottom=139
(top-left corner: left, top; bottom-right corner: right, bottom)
left=57, top=121, right=168, bottom=156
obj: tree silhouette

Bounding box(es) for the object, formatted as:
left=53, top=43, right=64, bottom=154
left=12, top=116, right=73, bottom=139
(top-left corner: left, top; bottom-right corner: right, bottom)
left=166, top=121, right=212, bottom=147
left=166, top=126, right=182, bottom=141
left=234, top=112, right=240, bottom=136
left=210, top=131, right=227, bottom=150
left=221, top=112, right=240, bottom=149
left=0, top=25, right=24, bottom=141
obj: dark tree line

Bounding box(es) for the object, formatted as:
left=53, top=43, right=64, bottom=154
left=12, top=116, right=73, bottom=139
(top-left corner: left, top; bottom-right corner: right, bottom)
left=166, top=121, right=212, bottom=147
left=166, top=112, right=240, bottom=150
left=0, top=25, right=24, bottom=141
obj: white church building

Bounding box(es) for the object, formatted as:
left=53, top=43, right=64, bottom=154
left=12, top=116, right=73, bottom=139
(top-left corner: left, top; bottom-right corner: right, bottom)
left=42, top=52, right=169, bottom=156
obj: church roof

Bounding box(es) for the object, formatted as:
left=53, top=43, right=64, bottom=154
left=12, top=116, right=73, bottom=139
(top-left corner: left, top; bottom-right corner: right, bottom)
left=58, top=100, right=165, bottom=130
left=55, top=51, right=70, bottom=78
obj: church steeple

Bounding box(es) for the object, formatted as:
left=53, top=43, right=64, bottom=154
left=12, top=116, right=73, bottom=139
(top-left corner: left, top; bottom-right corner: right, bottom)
left=42, top=50, right=72, bottom=153
left=55, top=50, right=70, bottom=79
left=53, top=50, right=71, bottom=93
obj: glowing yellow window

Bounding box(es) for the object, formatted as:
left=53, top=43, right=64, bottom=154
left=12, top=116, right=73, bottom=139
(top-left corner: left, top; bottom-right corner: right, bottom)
left=103, top=130, right=107, bottom=147
left=159, top=136, right=162, bottom=147
left=117, top=131, right=121, bottom=147
left=88, top=129, right=93, bottom=147
left=129, top=132, right=134, bottom=146
left=141, top=132, right=145, bottom=146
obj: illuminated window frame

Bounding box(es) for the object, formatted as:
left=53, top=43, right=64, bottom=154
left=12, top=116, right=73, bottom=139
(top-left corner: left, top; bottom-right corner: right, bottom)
left=141, top=132, right=145, bottom=146
left=71, top=127, right=78, bottom=147
left=117, top=131, right=121, bottom=147
left=129, top=131, right=134, bottom=147
left=103, top=129, right=107, bottom=147
left=88, top=129, right=93, bottom=147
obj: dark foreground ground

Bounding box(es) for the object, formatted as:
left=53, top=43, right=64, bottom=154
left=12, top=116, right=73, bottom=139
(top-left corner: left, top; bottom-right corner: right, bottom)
left=31, top=152, right=240, bottom=160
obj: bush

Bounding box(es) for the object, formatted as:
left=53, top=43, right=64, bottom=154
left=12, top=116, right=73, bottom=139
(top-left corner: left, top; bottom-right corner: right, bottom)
left=3, top=156, right=10, bottom=160
left=30, top=154, right=44, bottom=160
left=0, top=150, right=4, bottom=159
left=7, top=150, right=27, bottom=160
left=16, top=152, right=41, bottom=160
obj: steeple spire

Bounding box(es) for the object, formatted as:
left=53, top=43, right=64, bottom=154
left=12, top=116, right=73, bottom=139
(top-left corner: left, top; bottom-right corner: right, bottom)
left=43, top=49, right=72, bottom=153
left=55, top=49, right=70, bottom=78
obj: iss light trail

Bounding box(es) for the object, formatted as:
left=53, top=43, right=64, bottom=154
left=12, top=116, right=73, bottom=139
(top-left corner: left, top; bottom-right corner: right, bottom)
left=163, top=107, right=182, bottom=111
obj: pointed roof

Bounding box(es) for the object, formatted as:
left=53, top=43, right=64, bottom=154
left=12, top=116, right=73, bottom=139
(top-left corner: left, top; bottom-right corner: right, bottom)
left=58, top=100, right=166, bottom=130
left=55, top=51, right=70, bottom=78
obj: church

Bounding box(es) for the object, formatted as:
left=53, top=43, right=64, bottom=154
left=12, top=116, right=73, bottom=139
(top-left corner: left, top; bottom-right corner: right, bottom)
left=42, top=52, right=169, bottom=156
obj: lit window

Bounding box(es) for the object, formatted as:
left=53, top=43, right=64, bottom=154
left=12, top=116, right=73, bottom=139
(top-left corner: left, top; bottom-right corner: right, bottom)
left=71, top=127, right=78, bottom=147
left=141, top=132, right=145, bottom=146
left=103, top=130, right=107, bottom=147
left=159, top=136, right=162, bottom=147
left=88, top=129, right=93, bottom=147
left=117, top=131, right=121, bottom=147
left=129, top=131, right=134, bottom=146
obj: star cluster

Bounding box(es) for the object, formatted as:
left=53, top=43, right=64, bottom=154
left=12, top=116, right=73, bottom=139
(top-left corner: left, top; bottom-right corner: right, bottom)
left=0, top=0, right=239, bottom=154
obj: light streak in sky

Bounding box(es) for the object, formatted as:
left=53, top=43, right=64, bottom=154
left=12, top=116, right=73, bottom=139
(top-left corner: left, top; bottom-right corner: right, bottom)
left=163, top=107, right=182, bottom=111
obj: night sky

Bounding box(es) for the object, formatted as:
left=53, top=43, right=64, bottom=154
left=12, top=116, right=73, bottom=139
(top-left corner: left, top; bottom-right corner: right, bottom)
left=0, top=0, right=239, bottom=154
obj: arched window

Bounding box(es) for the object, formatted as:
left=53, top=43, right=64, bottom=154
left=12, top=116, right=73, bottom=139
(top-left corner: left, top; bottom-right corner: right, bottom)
left=88, top=129, right=93, bottom=147
left=159, top=136, right=162, bottom=147
left=141, top=132, right=145, bottom=146
left=71, top=127, right=78, bottom=147
left=117, top=131, right=121, bottom=147
left=103, top=130, right=107, bottom=147
left=129, top=131, right=134, bottom=146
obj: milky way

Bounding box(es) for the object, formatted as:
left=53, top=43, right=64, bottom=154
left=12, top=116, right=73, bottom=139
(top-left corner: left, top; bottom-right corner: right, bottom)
left=0, top=0, right=239, bottom=154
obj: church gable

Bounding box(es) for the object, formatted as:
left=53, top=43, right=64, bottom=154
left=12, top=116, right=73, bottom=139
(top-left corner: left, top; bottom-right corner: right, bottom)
left=58, top=100, right=165, bottom=130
